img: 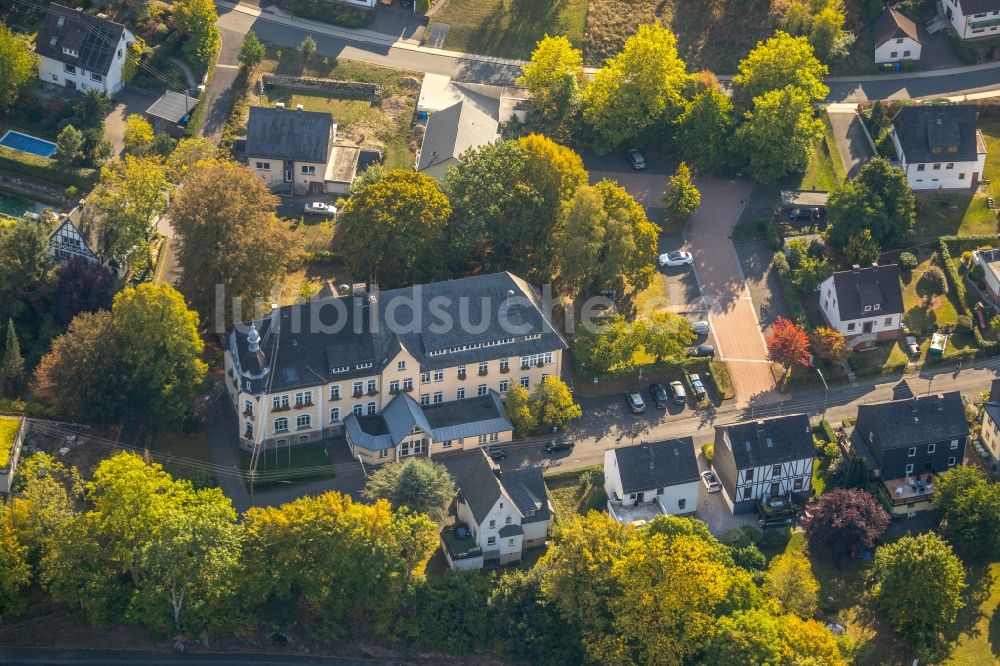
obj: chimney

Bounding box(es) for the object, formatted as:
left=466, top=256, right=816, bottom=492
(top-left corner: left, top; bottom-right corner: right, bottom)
left=937, top=394, right=945, bottom=410
left=852, top=264, right=861, bottom=272
left=648, top=446, right=655, bottom=471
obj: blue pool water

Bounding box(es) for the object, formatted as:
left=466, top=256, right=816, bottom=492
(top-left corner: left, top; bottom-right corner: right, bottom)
left=0, top=130, right=58, bottom=158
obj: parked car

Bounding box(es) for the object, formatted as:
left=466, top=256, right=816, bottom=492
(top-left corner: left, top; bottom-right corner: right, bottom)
left=906, top=334, right=920, bottom=358
left=788, top=207, right=821, bottom=221
left=701, top=470, right=721, bottom=492
left=688, top=373, right=707, bottom=400
left=648, top=383, right=669, bottom=409
left=687, top=344, right=715, bottom=358
left=626, top=148, right=647, bottom=170
left=304, top=202, right=336, bottom=217
left=658, top=251, right=694, bottom=267
left=690, top=320, right=709, bottom=335
left=545, top=436, right=574, bottom=453
left=625, top=390, right=647, bottom=414
left=487, top=446, right=507, bottom=461
left=668, top=380, right=687, bottom=405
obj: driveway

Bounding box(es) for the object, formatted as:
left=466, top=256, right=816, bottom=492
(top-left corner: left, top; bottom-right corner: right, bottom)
left=586, top=150, right=669, bottom=223
left=735, top=239, right=791, bottom=332
left=200, top=8, right=246, bottom=141
left=370, top=4, right=427, bottom=44
left=104, top=88, right=159, bottom=156
left=685, top=177, right=778, bottom=407
left=827, top=109, right=876, bottom=179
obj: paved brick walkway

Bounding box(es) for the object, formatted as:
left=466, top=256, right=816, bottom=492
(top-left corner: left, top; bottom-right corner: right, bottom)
left=684, top=177, right=778, bottom=407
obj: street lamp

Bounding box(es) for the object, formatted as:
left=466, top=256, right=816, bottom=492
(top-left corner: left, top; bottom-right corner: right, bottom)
left=816, top=367, right=829, bottom=418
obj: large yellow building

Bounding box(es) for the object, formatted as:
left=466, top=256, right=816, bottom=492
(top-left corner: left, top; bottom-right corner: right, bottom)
left=224, top=272, right=567, bottom=458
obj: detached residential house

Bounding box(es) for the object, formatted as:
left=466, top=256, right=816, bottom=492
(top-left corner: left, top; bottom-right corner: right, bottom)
left=415, top=74, right=529, bottom=180
left=972, top=248, right=1000, bottom=304
left=224, top=272, right=567, bottom=454
left=603, top=438, right=700, bottom=525
left=444, top=449, right=550, bottom=570
left=36, top=4, right=134, bottom=98
left=819, top=264, right=904, bottom=349
left=874, top=7, right=922, bottom=63
left=343, top=390, right=513, bottom=465
left=975, top=379, right=1000, bottom=471
left=245, top=106, right=360, bottom=195
left=713, top=414, right=815, bottom=514
left=943, top=0, right=1000, bottom=39
left=891, top=104, right=987, bottom=190
left=852, top=391, right=969, bottom=514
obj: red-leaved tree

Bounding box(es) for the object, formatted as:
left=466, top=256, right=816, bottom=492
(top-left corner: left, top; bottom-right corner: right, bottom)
left=766, top=317, right=812, bottom=370
left=801, top=488, right=891, bottom=557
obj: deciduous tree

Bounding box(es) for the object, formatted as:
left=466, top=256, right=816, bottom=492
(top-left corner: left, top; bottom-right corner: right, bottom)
left=0, top=320, right=25, bottom=398
left=874, top=532, right=966, bottom=658
left=572, top=315, right=640, bottom=375
left=934, top=466, right=1000, bottom=557
left=844, top=228, right=880, bottom=267
left=636, top=311, right=695, bottom=363
left=811, top=326, right=850, bottom=363
left=338, top=168, right=451, bottom=289
left=504, top=384, right=537, bottom=436
left=362, top=458, right=455, bottom=521
left=810, top=2, right=847, bottom=60
left=827, top=157, right=915, bottom=247
left=801, top=488, right=890, bottom=556
left=91, top=156, right=169, bottom=270
left=556, top=185, right=606, bottom=293
left=766, top=316, right=812, bottom=371
left=0, top=507, right=31, bottom=620
left=662, top=162, right=700, bottom=222
left=734, top=86, right=824, bottom=183
left=299, top=34, right=316, bottom=61
left=732, top=31, right=829, bottom=108
left=238, top=31, right=265, bottom=70
left=0, top=218, right=48, bottom=322
left=582, top=23, right=689, bottom=153
left=674, top=89, right=733, bottom=173
left=123, top=114, right=155, bottom=156
left=51, top=256, right=117, bottom=326
left=591, top=179, right=659, bottom=293
left=705, top=609, right=842, bottom=665
left=164, top=136, right=217, bottom=184
left=530, top=376, right=582, bottom=431
left=764, top=550, right=819, bottom=618
left=169, top=159, right=300, bottom=325
left=517, top=35, right=584, bottom=140
left=174, top=0, right=221, bottom=71
left=112, top=284, right=207, bottom=425
left=0, top=24, right=35, bottom=114
left=55, top=124, right=83, bottom=166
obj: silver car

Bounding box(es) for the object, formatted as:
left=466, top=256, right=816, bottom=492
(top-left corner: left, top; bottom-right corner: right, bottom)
left=690, top=320, right=709, bottom=335
left=701, top=470, right=721, bottom=493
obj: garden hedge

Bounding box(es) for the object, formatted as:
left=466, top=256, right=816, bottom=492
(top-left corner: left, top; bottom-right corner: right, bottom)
left=0, top=145, right=98, bottom=190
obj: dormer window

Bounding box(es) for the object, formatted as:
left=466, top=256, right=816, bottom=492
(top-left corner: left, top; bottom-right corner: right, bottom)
left=874, top=304, right=880, bottom=310
left=57, top=16, right=65, bottom=27
left=49, top=36, right=58, bottom=46
left=864, top=305, right=872, bottom=312
left=62, top=47, right=77, bottom=57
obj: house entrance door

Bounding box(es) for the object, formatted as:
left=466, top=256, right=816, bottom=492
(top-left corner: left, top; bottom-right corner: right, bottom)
left=769, top=482, right=780, bottom=497
left=863, top=321, right=873, bottom=334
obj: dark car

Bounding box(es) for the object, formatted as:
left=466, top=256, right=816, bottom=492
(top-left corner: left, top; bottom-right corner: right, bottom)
left=545, top=436, right=575, bottom=453
left=668, top=380, right=687, bottom=405
left=625, top=390, right=647, bottom=414
left=687, top=344, right=715, bottom=358
left=788, top=207, right=821, bottom=221
left=688, top=373, right=707, bottom=400
left=626, top=148, right=647, bottom=170
left=487, top=446, right=507, bottom=461
left=648, top=383, right=669, bottom=409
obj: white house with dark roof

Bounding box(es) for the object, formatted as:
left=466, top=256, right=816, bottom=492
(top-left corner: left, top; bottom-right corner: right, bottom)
left=245, top=106, right=359, bottom=195
left=445, top=448, right=550, bottom=570
left=36, top=4, right=134, bottom=97
left=224, top=273, right=567, bottom=454
left=944, top=0, right=1000, bottom=38
left=972, top=248, right=1000, bottom=305
left=603, top=438, right=700, bottom=525
left=891, top=104, right=987, bottom=189
left=874, top=7, right=921, bottom=63
left=343, top=390, right=512, bottom=464
left=712, top=414, right=816, bottom=515
left=978, top=379, right=1000, bottom=471
left=819, top=264, right=904, bottom=349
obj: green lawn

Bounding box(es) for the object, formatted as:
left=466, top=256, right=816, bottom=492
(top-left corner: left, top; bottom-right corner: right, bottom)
left=902, top=257, right=960, bottom=332
left=241, top=441, right=333, bottom=474
left=430, top=0, right=588, bottom=60
left=544, top=466, right=606, bottom=520
left=943, top=562, right=1000, bottom=666
left=0, top=416, right=20, bottom=469
left=797, top=116, right=846, bottom=192
left=263, top=87, right=373, bottom=125
left=849, top=340, right=911, bottom=377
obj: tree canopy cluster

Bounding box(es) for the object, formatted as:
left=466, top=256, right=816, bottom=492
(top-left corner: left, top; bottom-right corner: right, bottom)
left=518, top=27, right=829, bottom=182
left=504, top=375, right=583, bottom=436
left=827, top=157, right=916, bottom=255
left=573, top=311, right=696, bottom=375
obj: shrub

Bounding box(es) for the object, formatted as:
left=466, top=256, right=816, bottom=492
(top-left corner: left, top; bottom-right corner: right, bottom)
left=772, top=251, right=790, bottom=277
left=956, top=315, right=974, bottom=333
left=898, top=251, right=918, bottom=271
left=939, top=240, right=969, bottom=313
left=970, top=264, right=985, bottom=282
left=701, top=443, right=714, bottom=464
left=919, top=266, right=947, bottom=295
left=709, top=361, right=735, bottom=400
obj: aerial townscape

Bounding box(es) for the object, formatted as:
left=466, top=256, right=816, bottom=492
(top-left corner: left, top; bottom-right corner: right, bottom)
left=2, top=0, right=1000, bottom=664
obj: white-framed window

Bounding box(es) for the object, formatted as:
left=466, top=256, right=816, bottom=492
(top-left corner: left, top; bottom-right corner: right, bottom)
left=520, top=377, right=530, bottom=389
left=885, top=317, right=892, bottom=326
left=353, top=381, right=363, bottom=396
left=244, top=399, right=253, bottom=415
left=946, top=163, right=954, bottom=169
left=245, top=421, right=254, bottom=437
left=457, top=388, right=465, bottom=400
left=433, top=392, right=443, bottom=404
left=917, top=164, right=925, bottom=172
left=353, top=404, right=363, bottom=416
left=294, top=391, right=312, bottom=406
left=928, top=443, right=936, bottom=454
left=367, top=379, right=376, bottom=393
left=442, top=440, right=453, bottom=448
left=847, top=323, right=856, bottom=331
left=508, top=538, right=515, bottom=546
left=948, top=456, right=957, bottom=467
left=499, top=380, right=509, bottom=393
left=487, top=536, right=496, bottom=546
left=330, top=407, right=340, bottom=422
left=397, top=360, right=406, bottom=371
left=864, top=305, right=871, bottom=312
left=64, top=63, right=76, bottom=74
left=420, top=394, right=430, bottom=406
left=378, top=449, right=388, bottom=459
left=274, top=417, right=289, bottom=432
left=90, top=72, right=102, bottom=82
left=959, top=173, right=967, bottom=180
left=950, top=439, right=959, bottom=450
left=905, top=463, right=914, bottom=475
left=301, top=165, right=316, bottom=175
left=255, top=162, right=270, bottom=170
left=505, top=516, right=512, bottom=525
left=389, top=380, right=400, bottom=393
left=499, top=357, right=509, bottom=371
left=244, top=380, right=252, bottom=391
left=273, top=395, right=289, bottom=410
left=489, top=519, right=495, bottom=528
left=907, top=447, right=916, bottom=457
left=678, top=498, right=686, bottom=511
left=479, top=434, right=488, bottom=444
left=421, top=371, right=430, bottom=384
left=434, top=370, right=444, bottom=382
left=793, top=478, right=803, bottom=490
left=403, top=378, right=413, bottom=391
left=479, top=361, right=488, bottom=374
left=296, top=414, right=311, bottom=430
left=489, top=432, right=499, bottom=443
left=367, top=401, right=376, bottom=415
left=457, top=365, right=466, bottom=377
left=477, top=384, right=488, bottom=396
left=330, top=385, right=340, bottom=400
left=772, top=464, right=782, bottom=476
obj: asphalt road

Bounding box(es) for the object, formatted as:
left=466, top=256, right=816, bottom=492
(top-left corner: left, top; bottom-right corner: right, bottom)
left=0, top=648, right=389, bottom=665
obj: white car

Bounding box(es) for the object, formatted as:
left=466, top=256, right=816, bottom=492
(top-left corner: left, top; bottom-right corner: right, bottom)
left=690, top=320, right=709, bottom=335
left=658, top=251, right=693, bottom=267
left=304, top=202, right=336, bottom=217
left=701, top=470, right=721, bottom=493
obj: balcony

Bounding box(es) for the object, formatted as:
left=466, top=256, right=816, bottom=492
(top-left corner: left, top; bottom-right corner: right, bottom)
left=499, top=366, right=510, bottom=374
left=478, top=369, right=488, bottom=376
left=367, top=389, right=379, bottom=396
left=353, top=391, right=364, bottom=398
left=329, top=394, right=341, bottom=401
left=272, top=404, right=290, bottom=412
left=457, top=372, right=467, bottom=381
left=242, top=409, right=254, bottom=419
left=520, top=363, right=531, bottom=370
left=883, top=475, right=937, bottom=505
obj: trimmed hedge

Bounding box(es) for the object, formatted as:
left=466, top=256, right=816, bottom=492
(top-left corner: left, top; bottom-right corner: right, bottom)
left=939, top=240, right=969, bottom=315
left=709, top=360, right=735, bottom=400
left=818, top=420, right=836, bottom=444
left=941, top=234, right=998, bottom=256
left=0, top=145, right=98, bottom=190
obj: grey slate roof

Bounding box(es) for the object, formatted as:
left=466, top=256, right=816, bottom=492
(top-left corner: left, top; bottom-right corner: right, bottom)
left=854, top=392, right=969, bottom=454
left=146, top=91, right=199, bottom=123
left=958, top=0, right=1000, bottom=13
left=717, top=414, right=815, bottom=469
left=874, top=7, right=920, bottom=46
left=228, top=272, right=567, bottom=394
left=36, top=3, right=127, bottom=77
left=343, top=390, right=511, bottom=452
left=417, top=94, right=499, bottom=171
left=611, top=438, right=700, bottom=494
left=498, top=524, right=524, bottom=537
left=893, top=105, right=982, bottom=164
left=830, top=264, right=904, bottom=322
left=245, top=106, right=332, bottom=164
left=982, top=401, right=1000, bottom=429
left=456, top=451, right=548, bottom=526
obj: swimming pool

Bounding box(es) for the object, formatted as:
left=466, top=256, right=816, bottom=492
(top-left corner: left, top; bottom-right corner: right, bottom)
left=0, top=130, right=58, bottom=158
